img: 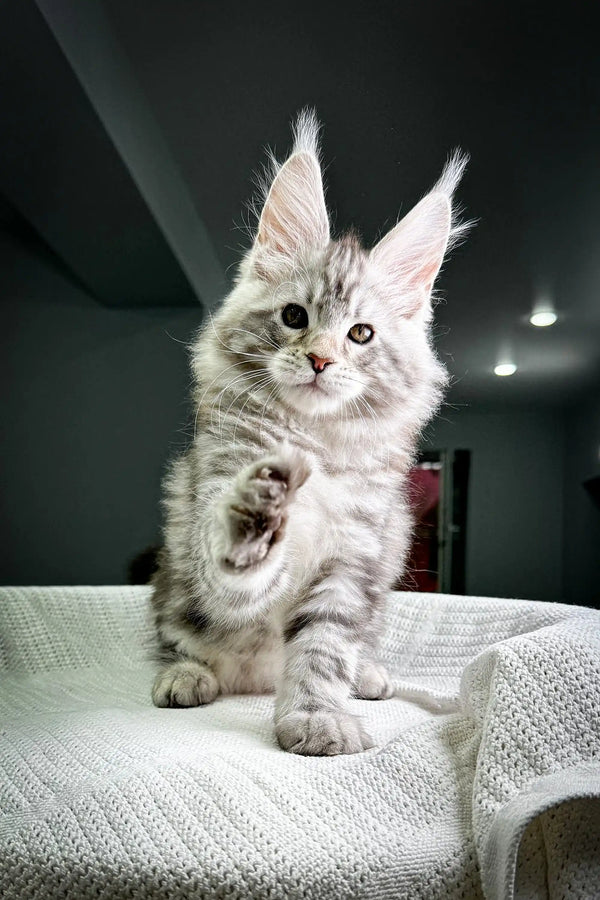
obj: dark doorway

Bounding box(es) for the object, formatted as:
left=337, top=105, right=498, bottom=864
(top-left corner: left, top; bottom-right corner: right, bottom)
left=399, top=449, right=470, bottom=594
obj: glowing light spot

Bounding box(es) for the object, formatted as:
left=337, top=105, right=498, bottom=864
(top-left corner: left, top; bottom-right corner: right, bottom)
left=494, top=363, right=517, bottom=377
left=530, top=311, right=557, bottom=327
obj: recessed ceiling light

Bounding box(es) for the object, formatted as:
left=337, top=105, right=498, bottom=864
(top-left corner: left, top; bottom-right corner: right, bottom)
left=530, top=311, right=557, bottom=327
left=494, top=363, right=517, bottom=377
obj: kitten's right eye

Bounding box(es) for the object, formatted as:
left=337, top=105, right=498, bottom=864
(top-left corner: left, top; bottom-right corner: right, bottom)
left=282, top=304, right=308, bottom=329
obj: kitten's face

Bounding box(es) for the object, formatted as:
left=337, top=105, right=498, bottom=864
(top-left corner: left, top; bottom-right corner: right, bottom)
left=221, top=234, right=426, bottom=420
left=271, top=292, right=376, bottom=417
left=262, top=238, right=413, bottom=417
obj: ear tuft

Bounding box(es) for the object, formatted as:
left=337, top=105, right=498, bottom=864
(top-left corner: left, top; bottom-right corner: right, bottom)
left=291, top=107, right=322, bottom=158
left=431, top=149, right=473, bottom=253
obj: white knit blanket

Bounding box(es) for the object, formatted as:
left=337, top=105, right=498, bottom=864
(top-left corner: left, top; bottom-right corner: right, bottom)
left=1, top=587, right=599, bottom=899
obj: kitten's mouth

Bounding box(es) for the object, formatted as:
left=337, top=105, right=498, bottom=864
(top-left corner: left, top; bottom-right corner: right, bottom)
left=284, top=376, right=342, bottom=415
left=302, top=379, right=326, bottom=393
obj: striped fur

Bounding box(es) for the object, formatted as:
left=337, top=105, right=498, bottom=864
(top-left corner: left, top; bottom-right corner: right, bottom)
left=151, top=112, right=467, bottom=755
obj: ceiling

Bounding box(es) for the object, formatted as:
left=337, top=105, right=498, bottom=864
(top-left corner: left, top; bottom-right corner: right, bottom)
left=2, top=0, right=599, bottom=406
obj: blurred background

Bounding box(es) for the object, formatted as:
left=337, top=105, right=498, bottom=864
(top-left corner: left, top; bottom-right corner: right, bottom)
left=1, top=0, right=598, bottom=606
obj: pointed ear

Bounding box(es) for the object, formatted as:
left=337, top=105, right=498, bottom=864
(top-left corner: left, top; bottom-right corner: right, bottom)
left=256, top=151, right=329, bottom=262
left=370, top=192, right=452, bottom=317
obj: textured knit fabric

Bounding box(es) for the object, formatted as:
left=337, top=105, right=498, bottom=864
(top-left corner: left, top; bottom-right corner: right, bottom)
left=0, top=586, right=598, bottom=899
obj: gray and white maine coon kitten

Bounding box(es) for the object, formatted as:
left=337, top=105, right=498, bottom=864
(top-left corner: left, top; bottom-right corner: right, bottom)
left=150, top=112, right=468, bottom=756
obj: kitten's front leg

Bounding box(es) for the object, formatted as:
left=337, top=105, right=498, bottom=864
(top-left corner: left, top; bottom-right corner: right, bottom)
left=275, top=567, right=376, bottom=756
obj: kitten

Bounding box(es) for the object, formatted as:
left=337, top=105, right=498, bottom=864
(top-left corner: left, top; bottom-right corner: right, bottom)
left=150, top=111, right=468, bottom=755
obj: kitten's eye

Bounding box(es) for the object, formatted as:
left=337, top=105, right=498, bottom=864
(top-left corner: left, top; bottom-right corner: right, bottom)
left=348, top=323, right=374, bottom=345
left=282, top=303, right=308, bottom=329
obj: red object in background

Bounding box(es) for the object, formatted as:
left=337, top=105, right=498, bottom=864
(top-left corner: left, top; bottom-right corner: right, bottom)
left=402, top=466, right=441, bottom=592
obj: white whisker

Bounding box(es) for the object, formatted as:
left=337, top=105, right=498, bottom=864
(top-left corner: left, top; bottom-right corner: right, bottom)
left=227, top=326, right=280, bottom=352
left=212, top=369, right=273, bottom=438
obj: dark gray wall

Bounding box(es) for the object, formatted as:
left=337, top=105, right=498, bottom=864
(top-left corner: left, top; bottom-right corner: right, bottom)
left=562, top=391, right=600, bottom=608
left=1, top=226, right=203, bottom=585
left=423, top=408, right=566, bottom=603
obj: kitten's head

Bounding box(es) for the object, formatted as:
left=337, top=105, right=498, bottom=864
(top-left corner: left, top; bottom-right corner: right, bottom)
left=215, top=111, right=468, bottom=421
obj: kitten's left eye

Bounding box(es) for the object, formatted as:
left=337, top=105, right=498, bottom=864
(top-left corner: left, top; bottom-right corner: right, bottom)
left=348, top=324, right=374, bottom=344
left=282, top=304, right=309, bottom=329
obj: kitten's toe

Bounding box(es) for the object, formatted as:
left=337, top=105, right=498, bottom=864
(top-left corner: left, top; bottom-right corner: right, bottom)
left=245, top=446, right=311, bottom=499
left=152, top=660, right=219, bottom=708
left=276, top=710, right=374, bottom=756
left=263, top=446, right=312, bottom=493
left=354, top=661, right=395, bottom=700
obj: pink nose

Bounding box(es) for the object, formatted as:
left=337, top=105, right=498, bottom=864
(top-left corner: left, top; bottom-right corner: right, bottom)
left=307, top=353, right=334, bottom=374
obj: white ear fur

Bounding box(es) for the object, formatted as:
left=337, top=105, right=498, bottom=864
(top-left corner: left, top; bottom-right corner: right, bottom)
left=371, top=193, right=451, bottom=315
left=371, top=150, right=469, bottom=318
left=256, top=150, right=329, bottom=261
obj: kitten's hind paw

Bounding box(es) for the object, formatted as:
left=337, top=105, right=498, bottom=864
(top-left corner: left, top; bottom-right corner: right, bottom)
left=276, top=710, right=375, bottom=756
left=223, top=448, right=310, bottom=570
left=152, top=659, right=219, bottom=708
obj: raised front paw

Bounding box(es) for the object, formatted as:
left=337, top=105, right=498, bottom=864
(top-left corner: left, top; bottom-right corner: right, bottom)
left=223, top=448, right=310, bottom=570
left=152, top=659, right=219, bottom=708
left=275, top=710, right=375, bottom=756
left=354, top=661, right=395, bottom=700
